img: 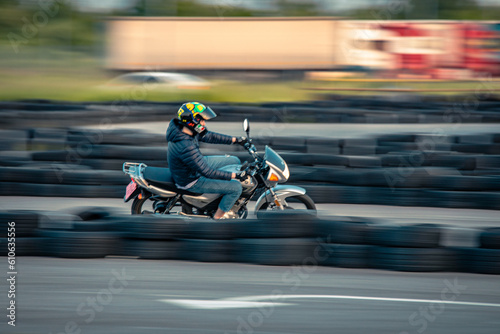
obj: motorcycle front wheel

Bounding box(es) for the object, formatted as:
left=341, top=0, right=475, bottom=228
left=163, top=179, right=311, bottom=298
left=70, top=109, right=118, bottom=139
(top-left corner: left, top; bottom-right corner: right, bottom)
left=256, top=194, right=317, bottom=215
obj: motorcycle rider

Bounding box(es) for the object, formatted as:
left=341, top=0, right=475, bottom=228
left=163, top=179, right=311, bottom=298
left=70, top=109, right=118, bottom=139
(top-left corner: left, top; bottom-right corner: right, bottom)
left=166, top=102, right=248, bottom=219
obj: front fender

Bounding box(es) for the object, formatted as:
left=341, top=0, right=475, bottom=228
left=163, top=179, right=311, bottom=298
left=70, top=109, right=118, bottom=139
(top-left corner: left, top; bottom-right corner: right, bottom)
left=254, top=185, right=306, bottom=211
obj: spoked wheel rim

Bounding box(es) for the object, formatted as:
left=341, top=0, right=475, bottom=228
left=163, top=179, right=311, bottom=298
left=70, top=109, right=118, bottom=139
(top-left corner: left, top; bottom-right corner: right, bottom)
left=132, top=194, right=177, bottom=215
left=257, top=194, right=317, bottom=215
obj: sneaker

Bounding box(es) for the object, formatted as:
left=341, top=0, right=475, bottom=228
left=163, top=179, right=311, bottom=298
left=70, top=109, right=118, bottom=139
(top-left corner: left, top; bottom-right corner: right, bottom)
left=179, top=212, right=210, bottom=219
left=214, top=211, right=238, bottom=220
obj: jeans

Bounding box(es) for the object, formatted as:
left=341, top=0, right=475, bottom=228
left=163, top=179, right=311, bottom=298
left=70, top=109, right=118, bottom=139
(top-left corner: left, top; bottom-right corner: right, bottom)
left=188, top=155, right=242, bottom=213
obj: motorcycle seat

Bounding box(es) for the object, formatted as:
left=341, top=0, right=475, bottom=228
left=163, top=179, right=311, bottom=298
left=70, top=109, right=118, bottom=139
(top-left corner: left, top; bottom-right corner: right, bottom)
left=143, top=166, right=201, bottom=196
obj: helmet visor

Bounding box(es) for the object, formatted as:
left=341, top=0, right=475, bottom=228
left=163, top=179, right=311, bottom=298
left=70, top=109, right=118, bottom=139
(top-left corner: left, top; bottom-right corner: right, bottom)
left=197, top=105, right=217, bottom=120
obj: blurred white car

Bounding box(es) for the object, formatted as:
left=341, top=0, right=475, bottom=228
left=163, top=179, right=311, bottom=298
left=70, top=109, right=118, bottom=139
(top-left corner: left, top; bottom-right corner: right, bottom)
left=104, top=72, right=211, bottom=90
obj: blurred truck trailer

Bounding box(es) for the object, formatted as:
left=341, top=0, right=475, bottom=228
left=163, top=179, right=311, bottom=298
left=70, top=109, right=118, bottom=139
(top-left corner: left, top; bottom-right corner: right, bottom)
left=336, top=20, right=500, bottom=78
left=105, top=17, right=340, bottom=71
left=105, top=17, right=500, bottom=78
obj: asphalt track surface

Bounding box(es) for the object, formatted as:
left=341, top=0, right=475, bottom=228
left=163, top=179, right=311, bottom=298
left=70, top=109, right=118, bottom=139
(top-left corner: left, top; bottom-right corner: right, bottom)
left=2, top=257, right=500, bottom=334
left=1, top=197, right=500, bottom=334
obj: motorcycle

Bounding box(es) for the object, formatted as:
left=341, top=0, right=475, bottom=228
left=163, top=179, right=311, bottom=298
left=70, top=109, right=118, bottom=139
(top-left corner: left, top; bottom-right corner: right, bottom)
left=122, top=119, right=316, bottom=218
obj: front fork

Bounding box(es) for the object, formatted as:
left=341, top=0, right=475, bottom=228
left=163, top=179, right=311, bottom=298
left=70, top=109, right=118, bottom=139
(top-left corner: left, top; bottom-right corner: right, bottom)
left=268, top=188, right=285, bottom=210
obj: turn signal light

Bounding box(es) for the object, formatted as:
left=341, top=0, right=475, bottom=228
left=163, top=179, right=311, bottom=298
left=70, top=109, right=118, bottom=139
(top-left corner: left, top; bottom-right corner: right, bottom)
left=269, top=173, right=279, bottom=182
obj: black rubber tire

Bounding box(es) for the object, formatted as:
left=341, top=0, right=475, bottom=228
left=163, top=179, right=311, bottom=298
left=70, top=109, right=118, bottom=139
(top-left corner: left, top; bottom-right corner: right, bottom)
left=368, top=224, right=441, bottom=248
left=40, top=213, right=117, bottom=232
left=370, top=247, right=456, bottom=272
left=480, top=228, right=500, bottom=249
left=317, top=218, right=373, bottom=244
left=65, top=206, right=120, bottom=232
left=88, top=145, right=166, bottom=160
left=131, top=193, right=153, bottom=214
left=7, top=183, right=123, bottom=198
left=319, top=244, right=373, bottom=268
left=0, top=237, right=49, bottom=256
left=38, top=213, right=83, bottom=230
left=71, top=219, right=120, bottom=232
left=58, top=170, right=128, bottom=186
left=38, top=230, right=120, bottom=258
left=0, top=166, right=59, bottom=184
left=300, top=185, right=343, bottom=204
left=119, top=215, right=189, bottom=240
left=454, top=247, right=500, bottom=274
left=121, top=239, right=183, bottom=260
left=238, top=213, right=318, bottom=239
left=234, top=238, right=316, bottom=266
left=182, top=219, right=244, bottom=240
left=0, top=211, right=40, bottom=237
left=69, top=206, right=115, bottom=221
left=256, top=194, right=316, bottom=218
left=346, top=156, right=382, bottom=168
left=181, top=239, right=234, bottom=262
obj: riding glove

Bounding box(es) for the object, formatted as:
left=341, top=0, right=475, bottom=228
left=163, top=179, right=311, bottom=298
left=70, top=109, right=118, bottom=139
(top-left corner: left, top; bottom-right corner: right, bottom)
left=235, top=137, right=248, bottom=146
left=235, top=171, right=247, bottom=181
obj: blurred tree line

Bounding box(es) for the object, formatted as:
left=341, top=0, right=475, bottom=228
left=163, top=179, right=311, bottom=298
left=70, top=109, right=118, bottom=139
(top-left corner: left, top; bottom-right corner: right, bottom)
left=0, top=0, right=97, bottom=48
left=350, top=0, right=500, bottom=20
left=0, top=0, right=499, bottom=50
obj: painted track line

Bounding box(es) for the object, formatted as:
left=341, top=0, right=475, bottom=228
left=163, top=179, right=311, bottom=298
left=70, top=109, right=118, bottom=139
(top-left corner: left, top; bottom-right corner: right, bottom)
left=234, top=294, right=500, bottom=308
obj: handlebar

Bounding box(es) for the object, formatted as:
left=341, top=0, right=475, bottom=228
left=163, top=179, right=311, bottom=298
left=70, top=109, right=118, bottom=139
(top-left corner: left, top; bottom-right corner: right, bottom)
left=242, top=136, right=263, bottom=166
left=240, top=161, right=249, bottom=171
left=243, top=142, right=259, bottom=157
left=240, top=145, right=261, bottom=176
left=243, top=142, right=255, bottom=151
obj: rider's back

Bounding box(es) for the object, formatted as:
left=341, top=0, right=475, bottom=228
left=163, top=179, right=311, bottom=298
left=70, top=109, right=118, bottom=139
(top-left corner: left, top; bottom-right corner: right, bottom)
left=166, top=118, right=233, bottom=188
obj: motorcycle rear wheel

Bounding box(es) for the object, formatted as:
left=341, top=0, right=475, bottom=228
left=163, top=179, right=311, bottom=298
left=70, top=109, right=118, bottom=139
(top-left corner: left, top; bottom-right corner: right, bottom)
left=131, top=193, right=153, bottom=214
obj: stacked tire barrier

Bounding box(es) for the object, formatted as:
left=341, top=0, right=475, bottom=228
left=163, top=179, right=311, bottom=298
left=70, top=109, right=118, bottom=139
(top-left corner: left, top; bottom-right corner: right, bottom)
left=0, top=128, right=166, bottom=197
left=453, top=228, right=500, bottom=275
left=317, top=217, right=374, bottom=269
left=1, top=209, right=499, bottom=274
left=1, top=96, right=499, bottom=209
left=1, top=127, right=499, bottom=209
left=1, top=96, right=500, bottom=129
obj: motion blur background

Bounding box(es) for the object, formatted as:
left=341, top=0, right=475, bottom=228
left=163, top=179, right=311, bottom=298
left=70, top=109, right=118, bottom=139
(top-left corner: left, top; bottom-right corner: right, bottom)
left=1, top=0, right=500, bottom=101
left=1, top=0, right=500, bottom=205
left=2, top=2, right=500, bottom=334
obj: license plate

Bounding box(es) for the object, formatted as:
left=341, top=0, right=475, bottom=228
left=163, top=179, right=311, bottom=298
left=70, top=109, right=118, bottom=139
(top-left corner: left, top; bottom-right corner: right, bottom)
left=125, top=181, right=138, bottom=201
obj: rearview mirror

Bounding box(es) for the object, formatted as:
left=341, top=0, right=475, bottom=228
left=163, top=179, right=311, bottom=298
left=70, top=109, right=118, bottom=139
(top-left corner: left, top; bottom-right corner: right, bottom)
left=243, top=119, right=249, bottom=134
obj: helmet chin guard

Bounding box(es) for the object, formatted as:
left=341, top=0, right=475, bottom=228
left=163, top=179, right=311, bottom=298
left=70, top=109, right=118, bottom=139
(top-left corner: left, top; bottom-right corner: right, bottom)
left=187, top=121, right=206, bottom=135
left=177, top=102, right=216, bottom=136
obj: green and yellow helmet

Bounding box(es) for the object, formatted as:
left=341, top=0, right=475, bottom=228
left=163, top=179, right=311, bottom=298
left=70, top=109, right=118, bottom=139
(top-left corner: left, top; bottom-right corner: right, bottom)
left=177, top=102, right=217, bottom=135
